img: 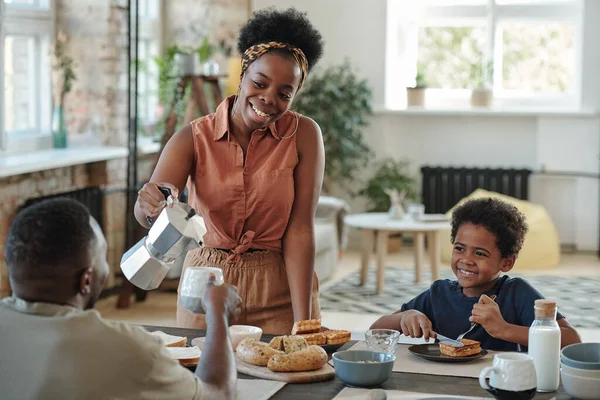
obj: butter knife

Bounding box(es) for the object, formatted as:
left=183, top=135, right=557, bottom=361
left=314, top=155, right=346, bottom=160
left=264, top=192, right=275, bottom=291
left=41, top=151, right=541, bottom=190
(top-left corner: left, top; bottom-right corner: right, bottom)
left=435, top=333, right=465, bottom=347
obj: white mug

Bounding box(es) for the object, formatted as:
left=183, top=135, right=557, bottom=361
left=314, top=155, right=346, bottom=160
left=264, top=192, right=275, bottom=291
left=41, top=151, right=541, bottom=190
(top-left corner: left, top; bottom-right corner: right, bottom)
left=179, top=266, right=224, bottom=314
left=479, top=353, right=537, bottom=400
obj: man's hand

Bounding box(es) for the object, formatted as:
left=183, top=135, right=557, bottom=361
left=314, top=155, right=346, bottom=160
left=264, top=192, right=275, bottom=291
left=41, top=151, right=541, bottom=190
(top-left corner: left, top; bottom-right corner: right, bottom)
left=470, top=294, right=507, bottom=338
left=202, top=278, right=242, bottom=321
left=400, top=310, right=434, bottom=341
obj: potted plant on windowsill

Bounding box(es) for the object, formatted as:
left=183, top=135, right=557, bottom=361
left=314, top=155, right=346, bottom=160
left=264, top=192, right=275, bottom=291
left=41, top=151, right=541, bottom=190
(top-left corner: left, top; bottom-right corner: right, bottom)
left=469, top=60, right=493, bottom=107
left=406, top=69, right=427, bottom=107
left=50, top=30, right=76, bottom=149
left=359, top=158, right=419, bottom=252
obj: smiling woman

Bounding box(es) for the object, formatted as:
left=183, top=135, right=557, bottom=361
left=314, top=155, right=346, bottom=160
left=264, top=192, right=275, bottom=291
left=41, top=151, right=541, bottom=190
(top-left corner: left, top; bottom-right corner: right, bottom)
left=134, top=7, right=326, bottom=335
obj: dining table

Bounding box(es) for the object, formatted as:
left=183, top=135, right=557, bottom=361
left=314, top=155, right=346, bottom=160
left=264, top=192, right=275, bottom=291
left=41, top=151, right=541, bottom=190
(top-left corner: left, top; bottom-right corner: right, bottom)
left=143, top=325, right=572, bottom=400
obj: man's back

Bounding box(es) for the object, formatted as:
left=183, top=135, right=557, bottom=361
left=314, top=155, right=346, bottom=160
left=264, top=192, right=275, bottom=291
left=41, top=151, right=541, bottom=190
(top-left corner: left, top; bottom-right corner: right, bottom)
left=0, top=297, right=201, bottom=400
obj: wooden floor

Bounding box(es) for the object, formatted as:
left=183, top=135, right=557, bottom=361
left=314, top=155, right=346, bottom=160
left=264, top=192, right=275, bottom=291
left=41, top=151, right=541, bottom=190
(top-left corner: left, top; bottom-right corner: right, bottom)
left=97, top=248, right=600, bottom=341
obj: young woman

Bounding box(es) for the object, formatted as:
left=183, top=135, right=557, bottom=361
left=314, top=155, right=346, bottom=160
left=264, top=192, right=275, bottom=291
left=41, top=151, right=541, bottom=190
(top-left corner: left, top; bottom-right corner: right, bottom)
left=135, top=7, right=326, bottom=334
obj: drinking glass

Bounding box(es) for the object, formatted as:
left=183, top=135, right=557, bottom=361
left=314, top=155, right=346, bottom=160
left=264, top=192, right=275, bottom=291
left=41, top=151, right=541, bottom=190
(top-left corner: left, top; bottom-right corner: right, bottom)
left=179, top=266, right=224, bottom=314
left=365, top=329, right=401, bottom=354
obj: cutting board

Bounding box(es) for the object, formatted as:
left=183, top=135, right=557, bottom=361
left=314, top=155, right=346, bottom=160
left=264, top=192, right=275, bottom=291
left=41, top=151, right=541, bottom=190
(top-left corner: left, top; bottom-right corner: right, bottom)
left=235, top=356, right=335, bottom=383
left=191, top=337, right=336, bottom=383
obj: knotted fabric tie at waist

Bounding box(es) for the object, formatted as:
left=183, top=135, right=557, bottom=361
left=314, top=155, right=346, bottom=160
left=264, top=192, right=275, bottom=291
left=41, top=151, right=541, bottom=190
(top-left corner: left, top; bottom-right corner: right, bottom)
left=227, top=230, right=256, bottom=263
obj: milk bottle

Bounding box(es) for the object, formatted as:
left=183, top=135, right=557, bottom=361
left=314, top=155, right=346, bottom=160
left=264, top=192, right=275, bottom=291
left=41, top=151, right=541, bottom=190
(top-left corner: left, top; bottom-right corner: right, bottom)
left=528, top=299, right=561, bottom=392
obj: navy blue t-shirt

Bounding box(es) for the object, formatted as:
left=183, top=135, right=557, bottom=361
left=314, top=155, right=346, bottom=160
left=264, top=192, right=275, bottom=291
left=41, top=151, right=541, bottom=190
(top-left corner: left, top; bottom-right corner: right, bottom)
left=399, top=275, right=565, bottom=351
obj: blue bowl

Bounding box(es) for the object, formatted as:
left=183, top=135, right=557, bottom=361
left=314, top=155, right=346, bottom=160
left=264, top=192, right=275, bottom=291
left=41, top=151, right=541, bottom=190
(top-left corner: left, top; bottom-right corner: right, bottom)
left=332, top=350, right=395, bottom=387
left=561, top=343, right=600, bottom=371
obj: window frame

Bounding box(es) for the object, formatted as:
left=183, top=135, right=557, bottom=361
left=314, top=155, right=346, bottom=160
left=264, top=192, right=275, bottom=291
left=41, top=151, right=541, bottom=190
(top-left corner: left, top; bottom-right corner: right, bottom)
left=1, top=0, right=55, bottom=153
left=386, top=0, right=584, bottom=109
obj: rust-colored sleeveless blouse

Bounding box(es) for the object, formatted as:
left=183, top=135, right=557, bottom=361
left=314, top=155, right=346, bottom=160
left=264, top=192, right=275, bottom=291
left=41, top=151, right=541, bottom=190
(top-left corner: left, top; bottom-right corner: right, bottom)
left=187, top=96, right=300, bottom=262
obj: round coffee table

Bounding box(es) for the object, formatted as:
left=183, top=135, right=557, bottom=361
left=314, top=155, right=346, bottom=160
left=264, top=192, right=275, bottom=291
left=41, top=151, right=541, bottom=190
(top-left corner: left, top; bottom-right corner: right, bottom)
left=344, top=212, right=450, bottom=294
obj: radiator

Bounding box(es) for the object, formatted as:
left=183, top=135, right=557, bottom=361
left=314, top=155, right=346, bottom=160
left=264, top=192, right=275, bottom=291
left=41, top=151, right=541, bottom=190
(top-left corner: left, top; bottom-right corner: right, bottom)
left=22, top=187, right=105, bottom=231
left=420, top=166, right=532, bottom=214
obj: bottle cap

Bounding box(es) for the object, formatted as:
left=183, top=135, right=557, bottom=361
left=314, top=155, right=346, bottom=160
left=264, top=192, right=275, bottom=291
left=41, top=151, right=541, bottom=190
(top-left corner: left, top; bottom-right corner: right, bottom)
left=534, top=299, right=557, bottom=319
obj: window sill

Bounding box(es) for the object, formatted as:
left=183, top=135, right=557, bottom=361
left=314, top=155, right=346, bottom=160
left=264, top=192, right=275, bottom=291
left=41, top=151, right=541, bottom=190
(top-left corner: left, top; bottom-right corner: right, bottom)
left=0, top=146, right=128, bottom=179
left=373, top=105, right=599, bottom=118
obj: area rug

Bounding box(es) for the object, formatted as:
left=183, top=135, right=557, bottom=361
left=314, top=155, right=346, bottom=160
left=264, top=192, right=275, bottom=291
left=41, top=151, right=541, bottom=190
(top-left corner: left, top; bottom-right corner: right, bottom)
left=320, top=267, right=600, bottom=328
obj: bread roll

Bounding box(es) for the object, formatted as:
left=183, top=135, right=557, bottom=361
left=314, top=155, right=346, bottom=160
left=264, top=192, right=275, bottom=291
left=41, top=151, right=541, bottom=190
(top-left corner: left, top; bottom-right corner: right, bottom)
left=283, top=336, right=308, bottom=354
left=237, top=338, right=283, bottom=366
left=267, top=345, right=328, bottom=372
left=269, top=336, right=284, bottom=351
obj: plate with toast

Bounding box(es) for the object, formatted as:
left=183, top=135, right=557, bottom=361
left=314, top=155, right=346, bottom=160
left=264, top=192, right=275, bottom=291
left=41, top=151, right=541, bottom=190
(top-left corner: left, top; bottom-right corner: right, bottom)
left=291, top=319, right=351, bottom=352
left=150, top=331, right=201, bottom=368
left=408, top=339, right=488, bottom=363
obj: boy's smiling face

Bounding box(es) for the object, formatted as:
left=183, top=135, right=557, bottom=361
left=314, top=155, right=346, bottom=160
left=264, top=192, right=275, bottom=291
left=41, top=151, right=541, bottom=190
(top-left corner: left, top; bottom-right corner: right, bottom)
left=451, top=222, right=515, bottom=297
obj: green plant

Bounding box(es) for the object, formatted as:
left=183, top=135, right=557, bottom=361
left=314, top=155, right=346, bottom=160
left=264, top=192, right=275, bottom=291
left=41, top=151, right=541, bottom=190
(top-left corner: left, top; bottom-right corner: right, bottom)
left=292, top=61, right=374, bottom=194
left=469, top=60, right=493, bottom=89
left=196, top=36, right=215, bottom=62
left=414, top=70, right=427, bottom=88
left=359, top=158, right=419, bottom=212
left=51, top=31, right=76, bottom=107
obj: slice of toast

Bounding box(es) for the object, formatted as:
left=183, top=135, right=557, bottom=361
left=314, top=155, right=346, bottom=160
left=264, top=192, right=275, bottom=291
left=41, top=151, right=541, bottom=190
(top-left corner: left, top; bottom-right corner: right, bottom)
left=299, top=332, right=327, bottom=345
left=291, top=319, right=321, bottom=335
left=165, top=346, right=202, bottom=366
left=324, top=330, right=351, bottom=345
left=439, top=338, right=481, bottom=357
left=151, top=331, right=187, bottom=347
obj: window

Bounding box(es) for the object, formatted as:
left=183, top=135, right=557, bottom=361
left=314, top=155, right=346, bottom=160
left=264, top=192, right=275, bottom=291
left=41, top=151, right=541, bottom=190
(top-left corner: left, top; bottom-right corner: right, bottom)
left=386, top=0, right=582, bottom=109
left=135, top=0, right=162, bottom=132
left=1, top=0, right=54, bottom=152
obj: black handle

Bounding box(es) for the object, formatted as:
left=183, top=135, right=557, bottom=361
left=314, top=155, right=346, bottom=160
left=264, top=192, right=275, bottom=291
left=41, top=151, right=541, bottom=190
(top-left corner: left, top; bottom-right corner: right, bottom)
left=145, top=187, right=173, bottom=226
left=158, top=187, right=172, bottom=200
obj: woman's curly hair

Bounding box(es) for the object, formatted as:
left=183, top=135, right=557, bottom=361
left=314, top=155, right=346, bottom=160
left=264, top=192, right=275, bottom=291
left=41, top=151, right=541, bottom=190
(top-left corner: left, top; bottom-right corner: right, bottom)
left=450, top=197, right=528, bottom=259
left=237, top=7, right=324, bottom=72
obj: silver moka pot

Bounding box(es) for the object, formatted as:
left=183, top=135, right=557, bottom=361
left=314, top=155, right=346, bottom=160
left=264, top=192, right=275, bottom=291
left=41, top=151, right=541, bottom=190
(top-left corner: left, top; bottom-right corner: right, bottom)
left=120, top=188, right=207, bottom=290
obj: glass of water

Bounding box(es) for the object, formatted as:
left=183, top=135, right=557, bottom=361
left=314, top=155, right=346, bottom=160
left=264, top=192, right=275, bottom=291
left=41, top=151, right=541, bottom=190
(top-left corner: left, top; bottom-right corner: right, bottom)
left=365, top=329, right=401, bottom=354
left=179, top=266, right=224, bottom=314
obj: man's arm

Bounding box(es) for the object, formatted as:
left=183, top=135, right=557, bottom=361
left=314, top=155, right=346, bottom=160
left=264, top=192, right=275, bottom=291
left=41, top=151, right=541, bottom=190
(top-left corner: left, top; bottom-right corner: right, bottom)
left=196, top=307, right=236, bottom=399
left=282, top=117, right=325, bottom=322
left=195, top=282, right=241, bottom=399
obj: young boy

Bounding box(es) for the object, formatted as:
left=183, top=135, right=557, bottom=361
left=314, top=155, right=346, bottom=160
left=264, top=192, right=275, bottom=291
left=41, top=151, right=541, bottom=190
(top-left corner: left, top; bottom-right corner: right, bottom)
left=370, top=197, right=581, bottom=351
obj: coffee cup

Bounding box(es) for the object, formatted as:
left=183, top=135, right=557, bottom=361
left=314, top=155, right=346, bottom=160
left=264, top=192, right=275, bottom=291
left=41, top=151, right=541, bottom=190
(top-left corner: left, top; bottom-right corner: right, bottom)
left=179, top=266, right=224, bottom=314
left=479, top=353, right=537, bottom=400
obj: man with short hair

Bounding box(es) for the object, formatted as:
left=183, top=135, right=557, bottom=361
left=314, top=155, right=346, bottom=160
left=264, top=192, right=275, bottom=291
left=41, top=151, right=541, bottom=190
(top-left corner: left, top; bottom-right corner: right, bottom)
left=0, top=198, right=240, bottom=400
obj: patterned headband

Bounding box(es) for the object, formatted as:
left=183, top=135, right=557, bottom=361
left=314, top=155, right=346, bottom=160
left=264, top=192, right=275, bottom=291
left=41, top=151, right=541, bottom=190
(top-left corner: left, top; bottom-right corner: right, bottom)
left=240, top=41, right=308, bottom=89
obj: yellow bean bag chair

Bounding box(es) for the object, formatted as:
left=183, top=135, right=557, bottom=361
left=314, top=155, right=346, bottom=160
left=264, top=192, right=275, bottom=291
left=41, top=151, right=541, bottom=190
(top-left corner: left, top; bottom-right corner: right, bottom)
left=440, top=189, right=560, bottom=270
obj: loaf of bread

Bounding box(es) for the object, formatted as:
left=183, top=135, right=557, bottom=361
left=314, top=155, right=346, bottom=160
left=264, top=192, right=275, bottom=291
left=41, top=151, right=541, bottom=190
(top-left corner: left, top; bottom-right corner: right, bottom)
left=439, top=338, right=481, bottom=357
left=237, top=338, right=283, bottom=366
left=269, top=335, right=309, bottom=353
left=267, top=345, right=328, bottom=372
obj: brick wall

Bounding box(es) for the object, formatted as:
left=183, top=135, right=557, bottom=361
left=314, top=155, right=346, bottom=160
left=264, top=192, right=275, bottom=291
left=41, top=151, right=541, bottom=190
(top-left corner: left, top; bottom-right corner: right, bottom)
left=0, top=0, right=249, bottom=298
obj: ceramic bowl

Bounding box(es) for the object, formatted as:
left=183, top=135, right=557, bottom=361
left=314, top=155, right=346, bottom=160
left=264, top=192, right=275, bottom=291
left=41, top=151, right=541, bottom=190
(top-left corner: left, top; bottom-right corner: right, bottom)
left=561, top=342, right=600, bottom=370
left=561, top=362, right=600, bottom=379
left=560, top=368, right=600, bottom=399
left=333, top=350, right=395, bottom=387
left=230, top=325, right=262, bottom=351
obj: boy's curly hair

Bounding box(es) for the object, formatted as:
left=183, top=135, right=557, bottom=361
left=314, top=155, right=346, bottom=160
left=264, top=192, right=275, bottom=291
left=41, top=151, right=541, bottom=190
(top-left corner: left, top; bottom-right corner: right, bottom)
left=450, top=197, right=528, bottom=259
left=237, top=7, right=324, bottom=72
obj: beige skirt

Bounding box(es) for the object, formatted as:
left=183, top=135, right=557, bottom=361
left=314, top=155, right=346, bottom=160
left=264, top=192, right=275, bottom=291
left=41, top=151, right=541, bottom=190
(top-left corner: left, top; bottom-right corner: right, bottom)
left=176, top=247, right=321, bottom=335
